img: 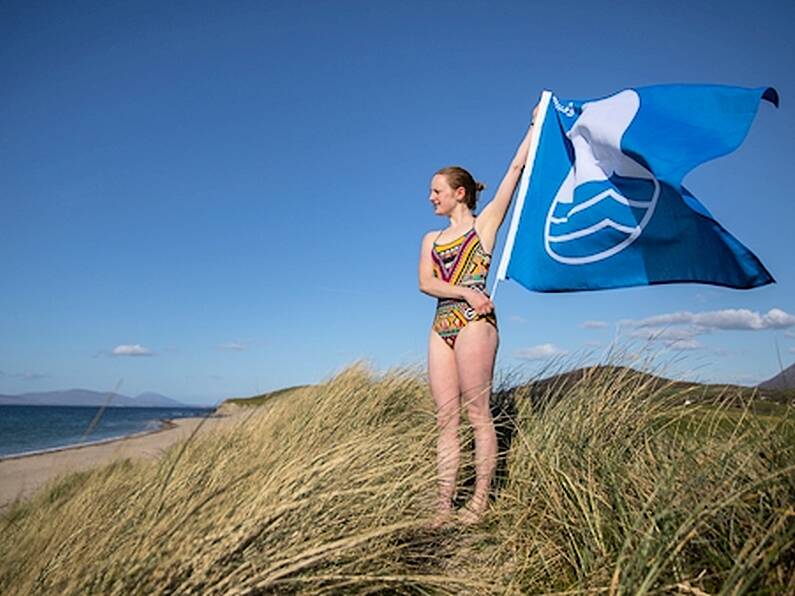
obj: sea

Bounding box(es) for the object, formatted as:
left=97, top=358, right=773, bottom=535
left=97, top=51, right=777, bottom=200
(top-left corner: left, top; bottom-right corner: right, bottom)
left=0, top=405, right=214, bottom=459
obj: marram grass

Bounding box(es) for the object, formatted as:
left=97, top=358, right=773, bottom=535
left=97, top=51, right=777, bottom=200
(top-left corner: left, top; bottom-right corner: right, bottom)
left=1, top=361, right=793, bottom=594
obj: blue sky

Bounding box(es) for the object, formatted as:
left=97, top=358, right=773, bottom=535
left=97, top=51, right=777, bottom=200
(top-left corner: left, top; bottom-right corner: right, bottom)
left=2, top=0, right=793, bottom=406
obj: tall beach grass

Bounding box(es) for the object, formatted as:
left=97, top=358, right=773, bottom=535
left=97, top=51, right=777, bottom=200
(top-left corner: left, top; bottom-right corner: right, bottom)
left=1, top=359, right=793, bottom=594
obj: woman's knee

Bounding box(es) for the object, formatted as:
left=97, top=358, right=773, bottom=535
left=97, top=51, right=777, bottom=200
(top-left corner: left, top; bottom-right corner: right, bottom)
left=464, top=402, right=492, bottom=427
left=436, top=408, right=460, bottom=433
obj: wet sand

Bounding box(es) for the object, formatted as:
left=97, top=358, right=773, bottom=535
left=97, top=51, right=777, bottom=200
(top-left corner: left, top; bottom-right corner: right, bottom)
left=0, top=410, right=244, bottom=510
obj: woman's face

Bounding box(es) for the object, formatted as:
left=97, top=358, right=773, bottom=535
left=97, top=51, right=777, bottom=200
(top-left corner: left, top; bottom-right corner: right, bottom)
left=429, top=174, right=464, bottom=216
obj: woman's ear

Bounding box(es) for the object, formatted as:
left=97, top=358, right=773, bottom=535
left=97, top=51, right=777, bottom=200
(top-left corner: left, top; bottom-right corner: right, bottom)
left=454, top=186, right=466, bottom=202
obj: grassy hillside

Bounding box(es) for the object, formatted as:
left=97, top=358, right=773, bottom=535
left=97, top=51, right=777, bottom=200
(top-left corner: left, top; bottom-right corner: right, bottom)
left=1, top=363, right=793, bottom=594
left=521, top=364, right=795, bottom=408
left=224, top=384, right=313, bottom=408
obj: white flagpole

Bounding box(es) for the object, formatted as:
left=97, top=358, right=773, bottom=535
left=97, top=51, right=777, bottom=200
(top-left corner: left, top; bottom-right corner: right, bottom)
left=490, top=89, right=552, bottom=303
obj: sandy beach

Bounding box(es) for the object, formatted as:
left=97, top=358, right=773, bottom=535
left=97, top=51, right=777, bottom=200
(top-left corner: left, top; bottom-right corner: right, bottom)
left=0, top=409, right=244, bottom=511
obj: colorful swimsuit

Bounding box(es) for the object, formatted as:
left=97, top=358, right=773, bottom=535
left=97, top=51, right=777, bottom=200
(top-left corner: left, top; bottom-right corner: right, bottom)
left=431, top=226, right=498, bottom=349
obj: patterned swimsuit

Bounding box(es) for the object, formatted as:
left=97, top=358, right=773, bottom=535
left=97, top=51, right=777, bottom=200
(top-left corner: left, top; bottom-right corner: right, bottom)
left=431, top=226, right=498, bottom=349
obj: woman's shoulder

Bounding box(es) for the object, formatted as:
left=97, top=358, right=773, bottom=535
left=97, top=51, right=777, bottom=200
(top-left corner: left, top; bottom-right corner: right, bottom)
left=422, top=229, right=443, bottom=243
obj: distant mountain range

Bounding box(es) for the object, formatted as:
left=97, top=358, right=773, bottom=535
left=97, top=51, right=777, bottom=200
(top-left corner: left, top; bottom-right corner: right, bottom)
left=758, top=362, right=795, bottom=390
left=0, top=389, right=189, bottom=408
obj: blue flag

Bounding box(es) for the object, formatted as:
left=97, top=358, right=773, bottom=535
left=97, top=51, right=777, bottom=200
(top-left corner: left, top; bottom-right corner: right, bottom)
left=496, top=85, right=778, bottom=293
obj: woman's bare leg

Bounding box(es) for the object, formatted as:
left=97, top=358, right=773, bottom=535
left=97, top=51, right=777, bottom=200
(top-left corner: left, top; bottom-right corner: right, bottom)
left=453, top=321, right=498, bottom=523
left=428, top=330, right=461, bottom=524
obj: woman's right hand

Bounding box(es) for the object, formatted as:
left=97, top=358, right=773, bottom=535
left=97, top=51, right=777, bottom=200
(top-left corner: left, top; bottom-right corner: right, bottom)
left=464, top=288, right=494, bottom=316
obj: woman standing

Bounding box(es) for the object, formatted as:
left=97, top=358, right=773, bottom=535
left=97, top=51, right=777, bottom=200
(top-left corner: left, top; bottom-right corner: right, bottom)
left=418, top=113, right=536, bottom=526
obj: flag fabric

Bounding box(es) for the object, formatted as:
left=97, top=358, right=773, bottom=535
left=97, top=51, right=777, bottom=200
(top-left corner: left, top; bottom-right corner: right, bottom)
left=495, top=85, right=778, bottom=293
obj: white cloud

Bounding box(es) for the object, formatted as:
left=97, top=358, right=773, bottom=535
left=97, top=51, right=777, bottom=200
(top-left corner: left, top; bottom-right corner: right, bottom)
left=624, top=324, right=705, bottom=351
left=620, top=308, right=795, bottom=354
left=668, top=339, right=703, bottom=351
left=786, top=330, right=795, bottom=339
left=508, top=315, right=527, bottom=324
left=218, top=341, right=247, bottom=352
left=515, top=343, right=568, bottom=361
left=581, top=320, right=608, bottom=329
left=790, top=347, right=795, bottom=354
left=759, top=309, right=795, bottom=328
left=112, top=344, right=154, bottom=357
left=585, top=341, right=602, bottom=348
left=629, top=326, right=703, bottom=341
left=628, top=308, right=795, bottom=331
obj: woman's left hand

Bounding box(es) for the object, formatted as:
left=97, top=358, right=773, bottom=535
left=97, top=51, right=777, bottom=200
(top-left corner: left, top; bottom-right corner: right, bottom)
left=464, top=288, right=494, bottom=316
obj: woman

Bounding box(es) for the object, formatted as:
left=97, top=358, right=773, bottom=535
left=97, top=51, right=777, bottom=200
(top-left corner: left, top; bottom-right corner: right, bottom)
left=418, top=113, right=536, bottom=526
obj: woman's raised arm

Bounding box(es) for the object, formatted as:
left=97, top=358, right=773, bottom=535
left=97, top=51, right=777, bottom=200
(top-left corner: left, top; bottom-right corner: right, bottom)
left=475, top=107, right=538, bottom=253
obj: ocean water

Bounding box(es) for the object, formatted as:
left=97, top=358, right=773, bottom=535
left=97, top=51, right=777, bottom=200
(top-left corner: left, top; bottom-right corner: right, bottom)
left=0, top=405, right=214, bottom=458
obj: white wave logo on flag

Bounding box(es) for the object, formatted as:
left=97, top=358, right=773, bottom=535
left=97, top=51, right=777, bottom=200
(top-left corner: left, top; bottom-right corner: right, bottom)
left=544, top=90, right=660, bottom=265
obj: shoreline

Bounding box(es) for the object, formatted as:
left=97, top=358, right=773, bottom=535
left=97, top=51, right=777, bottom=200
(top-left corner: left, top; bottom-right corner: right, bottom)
left=0, top=418, right=181, bottom=462
left=0, top=410, right=240, bottom=511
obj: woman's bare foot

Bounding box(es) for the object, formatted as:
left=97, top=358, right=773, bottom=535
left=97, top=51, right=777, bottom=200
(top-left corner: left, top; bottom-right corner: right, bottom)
left=457, top=498, right=488, bottom=525
left=429, top=508, right=454, bottom=529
